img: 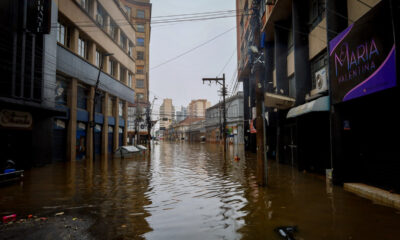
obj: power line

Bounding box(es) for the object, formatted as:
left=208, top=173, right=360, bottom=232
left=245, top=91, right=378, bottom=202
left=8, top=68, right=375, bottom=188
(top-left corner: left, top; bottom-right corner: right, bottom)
left=150, top=26, right=236, bottom=70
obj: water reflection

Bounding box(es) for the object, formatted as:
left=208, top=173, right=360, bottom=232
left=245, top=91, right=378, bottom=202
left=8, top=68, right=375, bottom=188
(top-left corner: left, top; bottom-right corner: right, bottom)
left=1, top=142, right=400, bottom=240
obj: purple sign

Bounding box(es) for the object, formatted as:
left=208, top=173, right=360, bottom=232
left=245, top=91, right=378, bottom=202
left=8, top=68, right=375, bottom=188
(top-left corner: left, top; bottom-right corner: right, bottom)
left=329, top=1, right=397, bottom=104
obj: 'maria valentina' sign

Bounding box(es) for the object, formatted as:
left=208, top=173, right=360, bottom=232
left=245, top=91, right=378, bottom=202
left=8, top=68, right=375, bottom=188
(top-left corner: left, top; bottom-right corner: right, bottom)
left=329, top=1, right=397, bottom=104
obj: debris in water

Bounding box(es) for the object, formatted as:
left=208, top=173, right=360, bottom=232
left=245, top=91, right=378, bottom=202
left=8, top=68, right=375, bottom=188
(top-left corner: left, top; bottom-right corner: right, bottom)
left=2, top=214, right=16, bottom=223
left=72, top=218, right=78, bottom=221
left=55, top=212, right=64, bottom=216
left=121, top=224, right=127, bottom=228
left=275, top=226, right=298, bottom=240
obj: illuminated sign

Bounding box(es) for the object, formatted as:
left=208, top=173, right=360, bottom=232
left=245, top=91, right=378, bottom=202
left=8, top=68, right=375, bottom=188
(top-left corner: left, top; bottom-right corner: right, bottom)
left=329, top=1, right=396, bottom=104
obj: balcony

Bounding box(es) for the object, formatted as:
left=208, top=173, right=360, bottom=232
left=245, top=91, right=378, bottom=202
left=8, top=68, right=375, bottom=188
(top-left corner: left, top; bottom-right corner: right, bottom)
left=56, top=45, right=135, bottom=104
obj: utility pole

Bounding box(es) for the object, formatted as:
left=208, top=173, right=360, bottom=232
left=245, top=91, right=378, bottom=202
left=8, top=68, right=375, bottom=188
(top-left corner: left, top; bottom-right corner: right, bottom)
left=202, top=74, right=227, bottom=155
left=146, top=96, right=157, bottom=150
left=250, top=1, right=266, bottom=186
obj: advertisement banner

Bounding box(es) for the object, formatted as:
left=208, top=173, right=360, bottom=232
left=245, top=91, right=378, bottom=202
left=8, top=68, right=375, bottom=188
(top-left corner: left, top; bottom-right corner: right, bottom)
left=329, top=1, right=396, bottom=104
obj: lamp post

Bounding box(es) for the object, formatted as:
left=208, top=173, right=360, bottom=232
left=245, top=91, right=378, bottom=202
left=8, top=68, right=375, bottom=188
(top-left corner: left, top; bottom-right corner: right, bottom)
left=91, top=53, right=113, bottom=161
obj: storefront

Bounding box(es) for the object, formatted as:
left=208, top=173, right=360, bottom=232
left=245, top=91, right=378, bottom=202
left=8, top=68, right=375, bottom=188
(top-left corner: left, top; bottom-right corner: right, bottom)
left=108, top=126, right=114, bottom=154
left=329, top=1, right=399, bottom=191
left=94, top=124, right=102, bottom=156
left=76, top=122, right=87, bottom=160
left=0, top=109, right=34, bottom=169
left=53, top=119, right=67, bottom=162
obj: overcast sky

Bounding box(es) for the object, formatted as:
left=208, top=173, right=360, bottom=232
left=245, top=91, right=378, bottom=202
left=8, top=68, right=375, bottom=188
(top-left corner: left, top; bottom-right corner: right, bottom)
left=149, top=0, right=238, bottom=112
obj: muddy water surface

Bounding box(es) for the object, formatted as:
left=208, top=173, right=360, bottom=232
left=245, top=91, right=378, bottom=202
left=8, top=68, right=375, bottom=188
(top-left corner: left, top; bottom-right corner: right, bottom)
left=1, top=142, right=400, bottom=239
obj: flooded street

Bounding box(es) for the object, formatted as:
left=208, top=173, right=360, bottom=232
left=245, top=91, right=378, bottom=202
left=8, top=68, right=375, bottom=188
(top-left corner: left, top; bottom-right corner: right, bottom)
left=1, top=142, right=400, bottom=239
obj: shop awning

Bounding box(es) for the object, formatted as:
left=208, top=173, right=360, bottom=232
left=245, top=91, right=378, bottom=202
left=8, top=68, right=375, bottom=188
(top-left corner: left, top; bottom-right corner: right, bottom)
left=264, top=92, right=295, bottom=109
left=287, top=96, right=330, bottom=119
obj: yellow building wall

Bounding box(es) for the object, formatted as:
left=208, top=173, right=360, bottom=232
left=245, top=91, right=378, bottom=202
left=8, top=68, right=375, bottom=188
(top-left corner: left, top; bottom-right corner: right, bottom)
left=347, top=0, right=381, bottom=25
left=308, top=17, right=327, bottom=60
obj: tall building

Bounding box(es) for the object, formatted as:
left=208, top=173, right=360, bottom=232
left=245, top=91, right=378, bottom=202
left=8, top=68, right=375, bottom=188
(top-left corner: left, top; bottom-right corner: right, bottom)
left=237, top=0, right=400, bottom=192
left=188, top=99, right=211, bottom=118
left=176, top=106, right=188, bottom=122
left=159, top=99, right=175, bottom=131
left=0, top=0, right=136, bottom=166
left=121, top=0, right=151, bottom=103
left=121, top=0, right=152, bottom=143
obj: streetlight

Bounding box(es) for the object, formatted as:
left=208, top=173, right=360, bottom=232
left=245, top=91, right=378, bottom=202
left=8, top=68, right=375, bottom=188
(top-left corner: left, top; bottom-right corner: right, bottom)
left=91, top=52, right=113, bottom=161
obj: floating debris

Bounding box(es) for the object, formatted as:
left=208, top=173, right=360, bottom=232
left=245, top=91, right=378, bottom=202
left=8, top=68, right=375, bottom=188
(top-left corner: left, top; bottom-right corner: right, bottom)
left=275, top=226, right=298, bottom=240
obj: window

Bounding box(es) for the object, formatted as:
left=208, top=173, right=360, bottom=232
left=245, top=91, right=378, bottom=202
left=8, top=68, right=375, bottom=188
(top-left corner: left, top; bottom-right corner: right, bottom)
left=57, top=22, right=66, bottom=45
left=309, top=0, right=326, bottom=30
left=78, top=37, right=87, bottom=58
left=55, top=75, right=68, bottom=106
left=109, top=19, right=117, bottom=40
left=96, top=50, right=102, bottom=67
left=137, top=93, right=144, bottom=100
left=136, top=79, right=145, bottom=88
left=128, top=73, right=133, bottom=88
left=137, top=51, right=144, bottom=60
left=137, top=10, right=145, bottom=18
left=310, top=51, right=328, bottom=89
left=80, top=0, right=90, bottom=11
left=119, top=101, right=123, bottom=117
left=136, top=66, right=144, bottom=74
left=120, top=66, right=126, bottom=82
left=137, top=38, right=145, bottom=46
left=77, top=85, right=88, bottom=109
left=120, top=32, right=127, bottom=49
left=125, top=6, right=131, bottom=18
left=137, top=24, right=145, bottom=32
left=109, top=59, right=115, bottom=76
left=96, top=4, right=106, bottom=29
left=128, top=42, right=133, bottom=57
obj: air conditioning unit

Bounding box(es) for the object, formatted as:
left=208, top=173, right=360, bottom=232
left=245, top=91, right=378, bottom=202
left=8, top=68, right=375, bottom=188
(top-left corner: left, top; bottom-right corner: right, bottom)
left=310, top=67, right=328, bottom=96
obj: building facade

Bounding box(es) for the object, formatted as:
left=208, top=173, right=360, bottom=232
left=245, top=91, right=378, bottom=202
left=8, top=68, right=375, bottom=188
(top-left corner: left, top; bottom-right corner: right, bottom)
left=0, top=0, right=64, bottom=169
left=188, top=99, right=211, bottom=118
left=0, top=0, right=136, bottom=166
left=237, top=0, right=400, bottom=191
left=121, top=0, right=151, bottom=103
left=159, top=98, right=175, bottom=132
left=205, top=92, right=244, bottom=145
left=176, top=106, right=188, bottom=122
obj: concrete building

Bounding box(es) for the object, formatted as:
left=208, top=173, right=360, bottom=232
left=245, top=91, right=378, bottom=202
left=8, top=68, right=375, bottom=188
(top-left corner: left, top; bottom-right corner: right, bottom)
left=120, top=0, right=152, bottom=144
left=205, top=92, right=244, bottom=145
left=121, top=0, right=151, bottom=103
left=188, top=99, right=211, bottom=118
left=159, top=98, right=175, bottom=132
left=237, top=0, right=400, bottom=192
left=176, top=106, right=188, bottom=122
left=1, top=0, right=136, bottom=166
left=0, top=0, right=65, bottom=168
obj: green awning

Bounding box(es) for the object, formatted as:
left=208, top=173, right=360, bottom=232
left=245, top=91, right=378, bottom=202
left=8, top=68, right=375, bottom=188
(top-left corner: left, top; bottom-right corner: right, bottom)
left=287, top=96, right=330, bottom=119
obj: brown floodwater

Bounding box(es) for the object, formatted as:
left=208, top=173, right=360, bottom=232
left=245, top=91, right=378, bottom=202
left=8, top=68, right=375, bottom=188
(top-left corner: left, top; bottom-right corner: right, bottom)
left=1, top=142, right=400, bottom=239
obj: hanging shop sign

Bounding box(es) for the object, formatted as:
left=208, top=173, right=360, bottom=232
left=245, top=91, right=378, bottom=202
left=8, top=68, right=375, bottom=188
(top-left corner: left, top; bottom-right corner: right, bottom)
left=27, top=0, right=52, bottom=34
left=0, top=109, right=32, bottom=128
left=329, top=1, right=396, bottom=104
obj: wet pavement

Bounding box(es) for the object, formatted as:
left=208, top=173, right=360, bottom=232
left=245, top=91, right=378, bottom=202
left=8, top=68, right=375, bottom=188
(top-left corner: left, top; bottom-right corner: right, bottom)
left=1, top=142, right=400, bottom=239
